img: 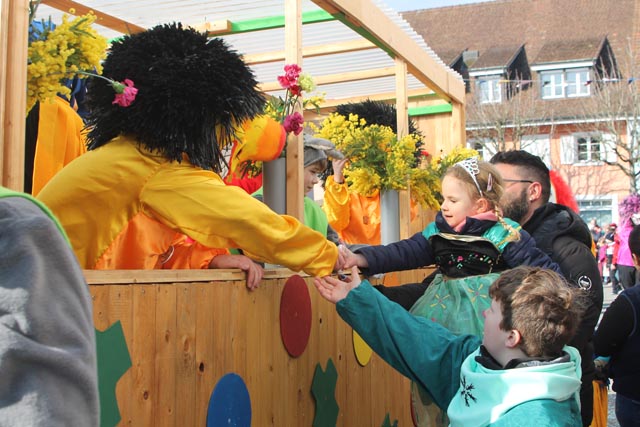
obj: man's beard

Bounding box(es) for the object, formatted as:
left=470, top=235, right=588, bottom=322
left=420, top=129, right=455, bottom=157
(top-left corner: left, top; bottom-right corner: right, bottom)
left=502, top=189, right=529, bottom=224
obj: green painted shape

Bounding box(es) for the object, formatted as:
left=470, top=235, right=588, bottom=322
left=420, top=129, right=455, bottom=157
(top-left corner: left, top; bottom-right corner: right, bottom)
left=96, top=321, right=132, bottom=427
left=332, top=12, right=394, bottom=58
left=408, top=103, right=453, bottom=116
left=311, top=358, right=339, bottom=427
left=381, top=413, right=398, bottom=427
left=219, top=10, right=335, bottom=35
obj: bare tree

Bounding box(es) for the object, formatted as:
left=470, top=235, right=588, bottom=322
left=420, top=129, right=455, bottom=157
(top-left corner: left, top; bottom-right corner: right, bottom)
left=577, top=39, right=640, bottom=193
left=465, top=78, right=556, bottom=159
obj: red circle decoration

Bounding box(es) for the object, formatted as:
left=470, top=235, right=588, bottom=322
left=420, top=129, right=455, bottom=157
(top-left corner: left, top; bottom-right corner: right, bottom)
left=279, top=274, right=312, bottom=358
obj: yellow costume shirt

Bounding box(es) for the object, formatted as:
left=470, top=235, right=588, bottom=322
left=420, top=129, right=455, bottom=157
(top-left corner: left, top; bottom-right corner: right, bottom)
left=37, top=136, right=337, bottom=275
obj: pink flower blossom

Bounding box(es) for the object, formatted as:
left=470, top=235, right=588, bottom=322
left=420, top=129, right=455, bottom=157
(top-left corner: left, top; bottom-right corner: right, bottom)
left=277, top=64, right=302, bottom=90
left=283, top=112, right=304, bottom=135
left=111, top=79, right=138, bottom=107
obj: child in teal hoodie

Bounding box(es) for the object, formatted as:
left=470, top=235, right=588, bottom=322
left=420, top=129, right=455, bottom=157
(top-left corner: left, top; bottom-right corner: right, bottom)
left=314, top=266, right=584, bottom=426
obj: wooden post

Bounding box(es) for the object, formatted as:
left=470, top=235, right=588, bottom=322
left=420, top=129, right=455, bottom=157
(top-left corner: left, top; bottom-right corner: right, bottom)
left=1, top=0, right=29, bottom=190
left=284, top=0, right=304, bottom=221
left=395, top=58, right=412, bottom=240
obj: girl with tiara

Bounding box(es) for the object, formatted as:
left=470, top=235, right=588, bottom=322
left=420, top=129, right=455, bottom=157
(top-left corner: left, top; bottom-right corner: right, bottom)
left=338, top=157, right=562, bottom=427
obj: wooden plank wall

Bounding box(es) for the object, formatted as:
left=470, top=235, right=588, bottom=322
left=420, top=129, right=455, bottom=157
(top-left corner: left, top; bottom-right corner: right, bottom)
left=89, top=273, right=413, bottom=426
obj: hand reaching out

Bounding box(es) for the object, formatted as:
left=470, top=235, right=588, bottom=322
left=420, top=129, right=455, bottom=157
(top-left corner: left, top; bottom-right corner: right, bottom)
left=313, top=266, right=361, bottom=304
left=332, top=158, right=348, bottom=184
left=208, top=254, right=264, bottom=290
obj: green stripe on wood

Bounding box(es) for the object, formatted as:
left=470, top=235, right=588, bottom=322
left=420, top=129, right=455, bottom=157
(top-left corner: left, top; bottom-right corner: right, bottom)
left=222, top=10, right=335, bottom=35
left=408, top=104, right=453, bottom=116
left=331, top=13, right=394, bottom=58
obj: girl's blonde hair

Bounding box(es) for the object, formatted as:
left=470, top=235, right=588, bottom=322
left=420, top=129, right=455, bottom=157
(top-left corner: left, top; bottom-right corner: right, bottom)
left=445, top=158, right=520, bottom=242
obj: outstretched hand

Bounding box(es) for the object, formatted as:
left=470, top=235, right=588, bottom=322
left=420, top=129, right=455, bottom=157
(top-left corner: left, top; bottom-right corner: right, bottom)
left=313, top=266, right=361, bottom=304
left=208, top=254, right=264, bottom=290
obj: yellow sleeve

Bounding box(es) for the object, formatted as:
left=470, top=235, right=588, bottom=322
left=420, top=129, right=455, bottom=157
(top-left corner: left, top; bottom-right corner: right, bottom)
left=142, top=165, right=338, bottom=277
left=322, top=175, right=352, bottom=233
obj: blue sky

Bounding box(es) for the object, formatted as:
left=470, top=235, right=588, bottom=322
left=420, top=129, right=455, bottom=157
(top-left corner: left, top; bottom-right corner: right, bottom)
left=383, top=0, right=495, bottom=12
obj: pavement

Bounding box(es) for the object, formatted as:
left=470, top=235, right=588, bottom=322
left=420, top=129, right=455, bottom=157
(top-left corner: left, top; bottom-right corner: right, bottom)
left=599, top=282, right=619, bottom=427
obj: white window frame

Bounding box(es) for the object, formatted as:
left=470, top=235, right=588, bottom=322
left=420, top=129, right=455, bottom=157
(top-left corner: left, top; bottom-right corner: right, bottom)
left=467, top=138, right=497, bottom=161
left=540, top=68, right=591, bottom=99
left=561, top=132, right=617, bottom=165
left=476, top=77, right=502, bottom=104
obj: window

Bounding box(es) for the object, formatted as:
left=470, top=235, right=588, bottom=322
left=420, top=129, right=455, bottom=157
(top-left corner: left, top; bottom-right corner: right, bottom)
left=577, top=134, right=602, bottom=162
left=561, top=132, right=616, bottom=165
left=476, top=77, right=502, bottom=103
left=467, top=139, right=497, bottom=161
left=540, top=68, right=590, bottom=99
left=577, top=196, right=613, bottom=229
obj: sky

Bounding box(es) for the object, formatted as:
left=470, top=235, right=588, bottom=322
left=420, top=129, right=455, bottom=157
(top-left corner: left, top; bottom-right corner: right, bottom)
left=382, top=0, right=495, bottom=12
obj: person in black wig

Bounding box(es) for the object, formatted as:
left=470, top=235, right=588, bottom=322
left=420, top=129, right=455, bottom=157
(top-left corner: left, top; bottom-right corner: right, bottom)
left=38, top=23, right=340, bottom=286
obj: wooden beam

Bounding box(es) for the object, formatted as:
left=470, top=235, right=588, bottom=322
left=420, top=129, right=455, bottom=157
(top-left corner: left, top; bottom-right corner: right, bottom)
left=311, top=0, right=465, bottom=104
left=41, top=0, right=145, bottom=34
left=259, top=66, right=395, bottom=92
left=317, top=88, right=438, bottom=109
left=243, top=38, right=375, bottom=65
left=284, top=0, right=304, bottom=221
left=83, top=268, right=300, bottom=285
left=1, top=0, right=29, bottom=190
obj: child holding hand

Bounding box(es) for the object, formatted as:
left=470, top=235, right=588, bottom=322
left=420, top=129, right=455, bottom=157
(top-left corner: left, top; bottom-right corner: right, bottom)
left=314, top=266, right=584, bottom=427
left=338, top=158, right=561, bottom=426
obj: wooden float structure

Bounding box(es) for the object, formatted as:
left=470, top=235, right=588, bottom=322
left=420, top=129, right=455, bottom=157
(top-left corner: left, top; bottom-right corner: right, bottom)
left=1, top=0, right=464, bottom=425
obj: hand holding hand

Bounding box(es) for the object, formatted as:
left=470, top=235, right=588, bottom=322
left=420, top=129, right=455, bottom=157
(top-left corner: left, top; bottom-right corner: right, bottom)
left=340, top=245, right=368, bottom=269
left=313, top=266, right=361, bottom=304
left=209, top=254, right=264, bottom=290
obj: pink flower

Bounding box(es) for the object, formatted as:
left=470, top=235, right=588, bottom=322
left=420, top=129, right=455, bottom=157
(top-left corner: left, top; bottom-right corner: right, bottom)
left=283, top=112, right=304, bottom=135
left=111, top=78, right=138, bottom=107
left=277, top=64, right=302, bottom=90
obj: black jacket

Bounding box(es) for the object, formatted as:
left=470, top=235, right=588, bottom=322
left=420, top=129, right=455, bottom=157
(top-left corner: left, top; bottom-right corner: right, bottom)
left=523, top=203, right=603, bottom=385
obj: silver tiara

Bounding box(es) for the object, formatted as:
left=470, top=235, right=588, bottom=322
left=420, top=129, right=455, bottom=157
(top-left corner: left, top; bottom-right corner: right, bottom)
left=455, top=157, right=483, bottom=196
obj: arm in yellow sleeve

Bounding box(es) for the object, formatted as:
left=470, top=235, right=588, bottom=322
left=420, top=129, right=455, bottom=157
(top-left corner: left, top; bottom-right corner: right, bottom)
left=142, top=165, right=338, bottom=277
left=322, top=175, right=352, bottom=233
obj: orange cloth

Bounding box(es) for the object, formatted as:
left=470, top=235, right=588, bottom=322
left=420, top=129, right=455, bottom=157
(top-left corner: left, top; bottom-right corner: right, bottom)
left=322, top=176, right=381, bottom=245
left=32, top=97, right=87, bottom=196
left=94, top=212, right=226, bottom=269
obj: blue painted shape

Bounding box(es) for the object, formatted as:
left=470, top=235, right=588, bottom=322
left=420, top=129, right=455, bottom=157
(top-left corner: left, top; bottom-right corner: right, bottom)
left=207, top=373, right=251, bottom=427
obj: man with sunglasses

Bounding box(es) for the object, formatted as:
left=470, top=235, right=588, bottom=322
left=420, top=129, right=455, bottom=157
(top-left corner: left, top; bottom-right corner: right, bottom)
left=490, top=150, right=603, bottom=427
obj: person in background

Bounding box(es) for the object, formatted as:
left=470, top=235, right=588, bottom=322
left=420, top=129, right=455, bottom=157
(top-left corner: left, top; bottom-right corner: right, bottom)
left=593, top=223, right=640, bottom=427
left=314, top=266, right=584, bottom=427
left=613, top=194, right=640, bottom=292
left=37, top=24, right=340, bottom=279
left=301, top=135, right=344, bottom=245
left=0, top=186, right=99, bottom=425
left=605, top=223, right=621, bottom=293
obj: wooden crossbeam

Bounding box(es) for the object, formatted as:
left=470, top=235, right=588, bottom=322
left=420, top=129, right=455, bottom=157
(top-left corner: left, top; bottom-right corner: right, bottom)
left=259, top=66, right=395, bottom=92
left=243, top=38, right=375, bottom=65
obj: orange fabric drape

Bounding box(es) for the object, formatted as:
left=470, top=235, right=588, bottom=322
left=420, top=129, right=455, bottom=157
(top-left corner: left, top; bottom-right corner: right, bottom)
left=32, top=97, right=87, bottom=196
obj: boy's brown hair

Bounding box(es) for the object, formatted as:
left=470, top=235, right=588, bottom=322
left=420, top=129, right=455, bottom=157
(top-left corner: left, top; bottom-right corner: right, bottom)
left=489, top=266, right=584, bottom=358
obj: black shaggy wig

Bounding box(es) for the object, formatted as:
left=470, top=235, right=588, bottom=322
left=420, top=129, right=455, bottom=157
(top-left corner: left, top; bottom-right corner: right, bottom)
left=334, top=99, right=422, bottom=141
left=85, top=23, right=265, bottom=173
